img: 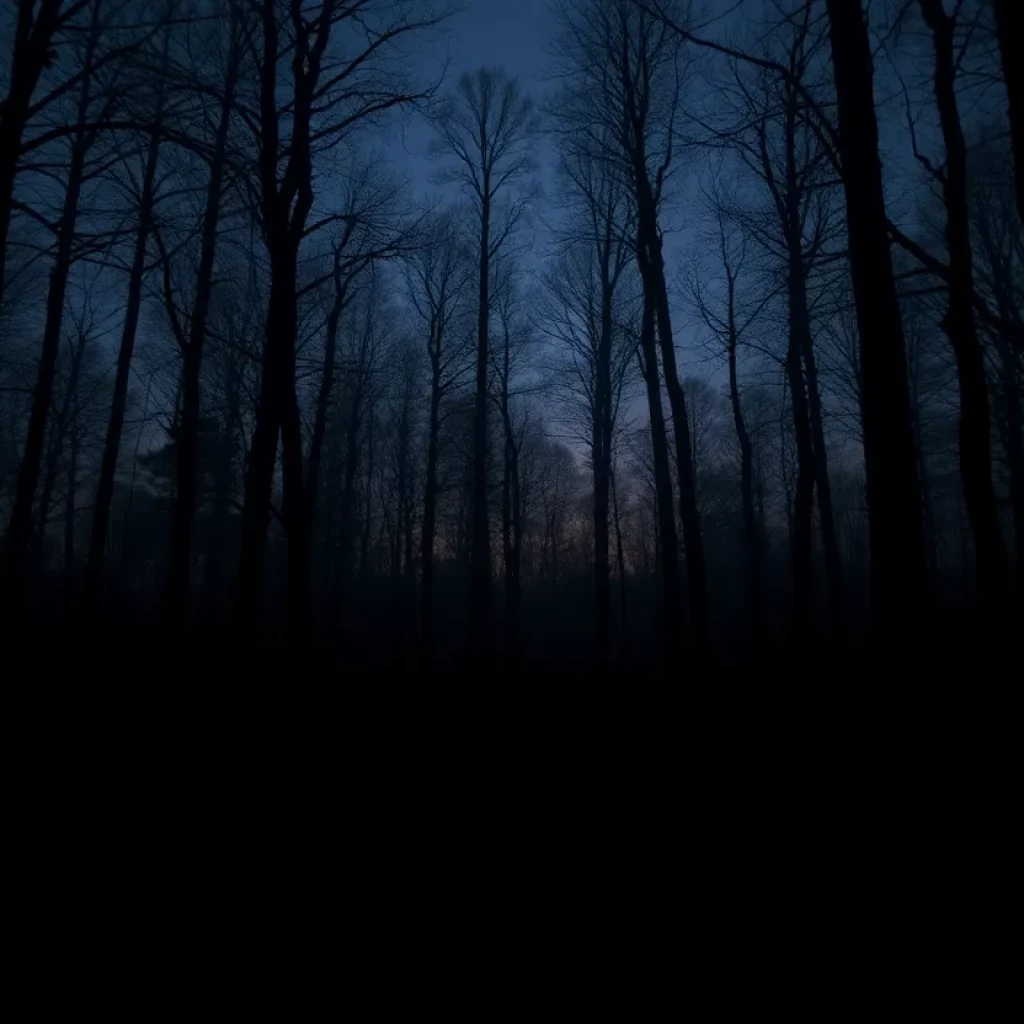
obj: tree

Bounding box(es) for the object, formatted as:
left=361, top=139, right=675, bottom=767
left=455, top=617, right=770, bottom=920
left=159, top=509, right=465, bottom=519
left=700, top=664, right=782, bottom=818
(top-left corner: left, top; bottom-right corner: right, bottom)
left=689, top=199, right=764, bottom=643
left=543, top=128, right=637, bottom=670
left=993, top=0, right=1024, bottom=228
left=916, top=0, right=1009, bottom=610
left=824, top=0, right=927, bottom=642
left=2, top=0, right=119, bottom=601
left=432, top=66, right=536, bottom=663
left=84, top=9, right=174, bottom=600
left=236, top=0, right=443, bottom=641
left=160, top=0, right=246, bottom=626
left=405, top=208, right=472, bottom=662
left=552, top=0, right=709, bottom=668
left=0, top=1, right=86, bottom=312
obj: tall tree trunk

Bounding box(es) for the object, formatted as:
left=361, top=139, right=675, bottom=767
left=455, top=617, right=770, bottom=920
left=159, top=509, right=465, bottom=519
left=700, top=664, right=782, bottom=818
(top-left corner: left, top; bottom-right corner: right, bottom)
left=201, top=382, right=239, bottom=621
left=637, top=275, right=681, bottom=664
left=64, top=416, right=78, bottom=598
left=908, top=346, right=940, bottom=575
left=824, top=0, right=928, bottom=640
left=36, top=321, right=88, bottom=556
left=333, top=367, right=366, bottom=620
left=611, top=461, right=630, bottom=659
left=499, top=332, right=521, bottom=667
left=237, top=258, right=291, bottom=628
left=162, top=48, right=237, bottom=626
left=725, top=285, right=761, bottom=643
left=785, top=304, right=816, bottom=657
left=469, top=191, right=492, bottom=661
left=993, top=0, right=1024, bottom=231
left=509, top=437, right=522, bottom=667
left=84, top=119, right=163, bottom=599
left=0, top=0, right=65, bottom=312
left=921, top=0, right=1009, bottom=609
left=593, top=277, right=613, bottom=671
left=2, top=66, right=92, bottom=602
left=996, top=335, right=1024, bottom=592
left=645, top=221, right=710, bottom=668
left=306, top=266, right=342, bottom=518
left=359, top=405, right=374, bottom=585
left=802, top=331, right=846, bottom=645
left=779, top=62, right=846, bottom=648
left=420, top=345, right=441, bottom=662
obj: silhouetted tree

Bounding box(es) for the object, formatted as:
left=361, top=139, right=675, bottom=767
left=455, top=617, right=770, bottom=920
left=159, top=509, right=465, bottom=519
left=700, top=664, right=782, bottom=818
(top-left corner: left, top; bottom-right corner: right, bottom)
left=432, top=66, right=536, bottom=663
left=405, top=209, right=472, bottom=661
left=916, top=0, right=1009, bottom=610
left=824, top=0, right=928, bottom=642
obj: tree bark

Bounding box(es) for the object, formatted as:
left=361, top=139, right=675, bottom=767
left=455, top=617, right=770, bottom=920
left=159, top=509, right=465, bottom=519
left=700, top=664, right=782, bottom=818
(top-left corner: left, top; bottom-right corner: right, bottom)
left=162, top=40, right=238, bottom=626
left=637, top=272, right=681, bottom=663
left=645, top=223, right=710, bottom=668
left=0, top=0, right=65, bottom=312
left=993, top=0, right=1024, bottom=230
left=921, top=0, right=1010, bottom=609
left=84, top=115, right=163, bottom=599
left=785, top=302, right=816, bottom=658
left=724, top=275, right=761, bottom=643
left=824, top=0, right=928, bottom=640
left=802, top=329, right=846, bottom=645
left=420, top=337, right=441, bottom=662
left=611, top=462, right=630, bottom=659
left=2, top=31, right=94, bottom=602
left=64, top=417, right=78, bottom=604
left=469, top=189, right=492, bottom=662
left=35, top=319, right=88, bottom=557
left=499, top=324, right=521, bottom=667
left=592, top=268, right=613, bottom=671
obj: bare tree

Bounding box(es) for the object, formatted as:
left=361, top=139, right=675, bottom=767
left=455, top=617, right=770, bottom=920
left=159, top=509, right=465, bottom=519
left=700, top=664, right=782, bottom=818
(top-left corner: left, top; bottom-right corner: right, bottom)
left=552, top=0, right=709, bottom=668
left=160, top=0, right=247, bottom=625
left=431, top=65, right=536, bottom=663
left=689, top=198, right=765, bottom=643
left=0, top=0, right=86, bottom=311
left=915, top=0, right=1009, bottom=609
left=405, top=208, right=472, bottom=662
left=84, top=9, right=175, bottom=600
left=543, top=129, right=637, bottom=670
left=824, top=0, right=927, bottom=641
left=993, top=0, right=1023, bottom=228
left=236, top=0, right=444, bottom=641
left=2, top=0, right=122, bottom=601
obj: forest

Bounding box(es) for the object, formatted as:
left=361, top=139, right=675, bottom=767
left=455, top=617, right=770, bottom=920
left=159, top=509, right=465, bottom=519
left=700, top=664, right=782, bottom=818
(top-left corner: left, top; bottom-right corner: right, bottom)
left=0, top=0, right=1020, bottom=692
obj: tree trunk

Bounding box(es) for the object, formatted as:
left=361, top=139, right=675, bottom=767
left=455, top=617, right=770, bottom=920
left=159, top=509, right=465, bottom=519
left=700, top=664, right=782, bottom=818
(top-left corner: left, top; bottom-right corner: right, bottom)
left=907, top=343, right=939, bottom=575
left=420, top=346, right=441, bottom=662
left=36, top=321, right=88, bottom=557
left=359, top=405, right=374, bottom=585
left=201, top=382, right=239, bottom=621
left=64, top=417, right=78, bottom=605
left=997, top=335, right=1024, bottom=592
left=162, top=50, right=237, bottom=627
left=645, top=221, right=710, bottom=668
left=593, top=277, right=613, bottom=671
left=726, top=292, right=761, bottom=643
left=637, top=275, right=682, bottom=663
left=84, top=120, right=162, bottom=599
left=994, top=0, right=1024, bottom=231
left=824, top=0, right=928, bottom=641
left=0, top=0, right=64, bottom=312
left=785, top=303, right=816, bottom=657
left=469, top=190, right=492, bottom=662
left=802, top=331, right=847, bottom=645
left=611, top=462, right=630, bottom=659
left=2, top=100, right=90, bottom=601
left=921, top=0, right=1009, bottom=609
